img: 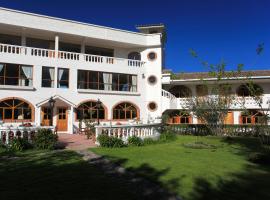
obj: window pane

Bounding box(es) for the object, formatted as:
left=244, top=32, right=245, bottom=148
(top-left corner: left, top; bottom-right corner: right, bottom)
left=42, top=67, right=54, bottom=88
left=112, top=74, right=118, bottom=91
left=58, top=68, right=69, bottom=88
left=20, top=66, right=33, bottom=86
left=5, top=64, right=19, bottom=85
left=119, top=74, right=129, bottom=91
left=89, top=71, right=98, bottom=89
left=4, top=109, right=12, bottom=119
left=77, top=70, right=88, bottom=89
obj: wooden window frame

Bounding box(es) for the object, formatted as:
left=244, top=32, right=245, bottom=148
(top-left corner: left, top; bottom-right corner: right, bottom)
left=0, top=63, right=33, bottom=87
left=0, top=98, right=34, bottom=122
left=57, top=68, right=69, bottom=88
left=76, top=101, right=106, bottom=121
left=77, top=70, right=137, bottom=92
left=41, top=66, right=55, bottom=88
left=112, top=102, right=138, bottom=120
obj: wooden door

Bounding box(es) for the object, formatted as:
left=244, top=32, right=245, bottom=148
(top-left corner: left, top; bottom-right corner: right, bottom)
left=42, top=107, right=51, bottom=126
left=225, top=112, right=234, bottom=124
left=57, top=107, right=68, bottom=131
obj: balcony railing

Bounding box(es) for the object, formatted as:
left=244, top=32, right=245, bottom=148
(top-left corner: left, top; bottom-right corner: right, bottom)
left=0, top=43, right=145, bottom=67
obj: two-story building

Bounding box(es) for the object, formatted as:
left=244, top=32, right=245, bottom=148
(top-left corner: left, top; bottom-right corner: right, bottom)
left=1, top=7, right=270, bottom=134
left=0, top=7, right=165, bottom=133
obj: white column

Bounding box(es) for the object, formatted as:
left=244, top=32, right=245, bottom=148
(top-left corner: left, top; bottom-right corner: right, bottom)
left=70, top=107, right=74, bottom=134
left=36, top=106, right=41, bottom=126
left=81, top=39, right=85, bottom=54
left=233, top=111, right=240, bottom=125
left=55, top=35, right=59, bottom=57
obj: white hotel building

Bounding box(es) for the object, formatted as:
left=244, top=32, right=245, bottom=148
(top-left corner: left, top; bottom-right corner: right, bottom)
left=0, top=7, right=269, bottom=134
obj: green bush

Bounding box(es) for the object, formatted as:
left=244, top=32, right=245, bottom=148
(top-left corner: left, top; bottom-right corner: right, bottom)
left=248, top=152, right=270, bottom=165
left=97, top=134, right=125, bottom=148
left=159, top=131, right=177, bottom=142
left=143, top=138, right=156, bottom=145
left=10, top=138, right=32, bottom=151
left=128, top=136, right=143, bottom=146
left=33, top=129, right=58, bottom=150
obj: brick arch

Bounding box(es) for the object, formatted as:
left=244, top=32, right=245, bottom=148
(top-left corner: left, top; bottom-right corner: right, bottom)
left=75, top=99, right=108, bottom=121
left=0, top=97, right=35, bottom=122
left=112, top=101, right=140, bottom=120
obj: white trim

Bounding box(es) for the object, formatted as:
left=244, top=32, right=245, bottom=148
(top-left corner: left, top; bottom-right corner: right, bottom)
left=77, top=89, right=141, bottom=96
left=0, top=7, right=157, bottom=37
left=0, top=85, right=35, bottom=91
left=36, top=95, right=76, bottom=107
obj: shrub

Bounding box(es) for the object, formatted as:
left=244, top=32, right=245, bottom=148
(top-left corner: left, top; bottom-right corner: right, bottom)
left=143, top=138, right=156, bottom=145
left=248, top=152, right=270, bottom=165
left=159, top=131, right=176, bottom=142
left=33, top=129, right=58, bottom=150
left=10, top=138, right=32, bottom=151
left=128, top=136, right=143, bottom=146
left=97, top=134, right=125, bottom=148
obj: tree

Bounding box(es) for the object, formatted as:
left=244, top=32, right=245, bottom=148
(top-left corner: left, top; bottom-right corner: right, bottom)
left=185, top=49, right=246, bottom=135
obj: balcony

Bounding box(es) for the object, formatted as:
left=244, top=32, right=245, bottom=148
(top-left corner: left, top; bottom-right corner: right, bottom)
left=161, top=89, right=270, bottom=111
left=0, top=43, right=145, bottom=68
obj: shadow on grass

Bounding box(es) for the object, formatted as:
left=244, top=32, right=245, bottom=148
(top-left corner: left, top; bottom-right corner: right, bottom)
left=0, top=150, right=180, bottom=200
left=189, top=136, right=270, bottom=200
left=190, top=163, right=270, bottom=200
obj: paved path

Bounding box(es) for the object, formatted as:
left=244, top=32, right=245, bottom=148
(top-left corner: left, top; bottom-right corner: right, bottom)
left=57, top=133, right=96, bottom=150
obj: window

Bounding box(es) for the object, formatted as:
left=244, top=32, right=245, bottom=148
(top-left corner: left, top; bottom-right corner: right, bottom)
left=0, top=98, right=33, bottom=122
left=58, top=68, right=69, bottom=88
left=148, top=102, right=157, bottom=111
left=0, top=63, right=33, bottom=86
left=42, top=67, right=55, bottom=88
left=77, top=101, right=105, bottom=120
left=147, top=52, right=157, bottom=61
left=113, top=102, right=138, bottom=120
left=148, top=75, right=157, bottom=85
left=168, top=111, right=191, bottom=124
left=128, top=52, right=141, bottom=60
left=241, top=110, right=266, bottom=124
left=77, top=70, right=137, bottom=92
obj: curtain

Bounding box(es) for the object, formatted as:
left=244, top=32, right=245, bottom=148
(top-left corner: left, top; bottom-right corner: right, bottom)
left=103, top=73, right=112, bottom=91
left=58, top=68, right=64, bottom=87
left=130, top=75, right=137, bottom=92
left=49, top=68, right=54, bottom=87
left=21, top=66, right=33, bottom=86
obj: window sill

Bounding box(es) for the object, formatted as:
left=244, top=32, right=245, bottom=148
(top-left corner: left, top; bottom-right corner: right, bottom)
left=77, top=89, right=140, bottom=96
left=0, top=85, right=35, bottom=91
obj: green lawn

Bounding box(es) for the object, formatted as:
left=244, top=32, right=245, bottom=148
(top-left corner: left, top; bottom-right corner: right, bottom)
left=92, top=136, right=270, bottom=200
left=0, top=148, right=167, bottom=200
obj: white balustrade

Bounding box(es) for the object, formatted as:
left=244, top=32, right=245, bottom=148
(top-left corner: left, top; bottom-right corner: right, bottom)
left=95, top=123, right=161, bottom=144
left=0, top=43, right=145, bottom=67
left=0, top=126, right=55, bottom=145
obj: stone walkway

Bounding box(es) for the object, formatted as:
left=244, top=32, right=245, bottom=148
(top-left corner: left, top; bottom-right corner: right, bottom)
left=57, top=133, right=96, bottom=150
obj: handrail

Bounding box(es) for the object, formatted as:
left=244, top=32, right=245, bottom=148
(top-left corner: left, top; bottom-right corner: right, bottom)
left=0, top=43, right=145, bottom=67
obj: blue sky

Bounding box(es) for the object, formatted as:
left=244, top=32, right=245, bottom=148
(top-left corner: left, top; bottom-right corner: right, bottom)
left=0, top=0, right=269, bottom=72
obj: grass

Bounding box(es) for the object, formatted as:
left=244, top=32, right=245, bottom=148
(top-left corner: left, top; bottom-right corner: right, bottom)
left=92, top=135, right=270, bottom=200
left=0, top=148, right=164, bottom=200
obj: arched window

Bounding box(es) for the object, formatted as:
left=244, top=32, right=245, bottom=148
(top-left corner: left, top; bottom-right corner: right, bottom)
left=128, top=52, right=141, bottom=60
left=240, top=110, right=266, bottom=124
left=76, top=101, right=106, bottom=120
left=0, top=98, right=33, bottom=122
left=113, top=102, right=138, bottom=120
left=237, top=84, right=263, bottom=97
left=169, top=85, right=192, bottom=98
left=167, top=110, right=191, bottom=124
